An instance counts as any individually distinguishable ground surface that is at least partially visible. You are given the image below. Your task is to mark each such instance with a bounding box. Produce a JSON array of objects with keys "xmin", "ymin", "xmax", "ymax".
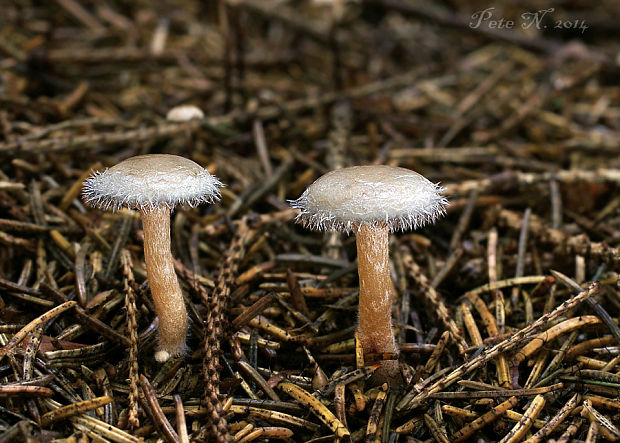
[{"xmin": 1, "ymin": 1, "xmax": 620, "ymax": 442}]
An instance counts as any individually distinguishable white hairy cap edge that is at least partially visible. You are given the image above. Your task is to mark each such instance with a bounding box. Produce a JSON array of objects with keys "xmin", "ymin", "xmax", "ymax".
[
  {"xmin": 82, "ymin": 154, "xmax": 222, "ymax": 212},
  {"xmin": 290, "ymin": 165, "xmax": 448, "ymax": 233}
]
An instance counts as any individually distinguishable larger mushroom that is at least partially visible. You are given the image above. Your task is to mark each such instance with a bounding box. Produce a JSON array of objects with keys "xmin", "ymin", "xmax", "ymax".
[
  {"xmin": 83, "ymin": 154, "xmax": 222, "ymax": 362},
  {"xmin": 291, "ymin": 165, "xmax": 448, "ymax": 380}
]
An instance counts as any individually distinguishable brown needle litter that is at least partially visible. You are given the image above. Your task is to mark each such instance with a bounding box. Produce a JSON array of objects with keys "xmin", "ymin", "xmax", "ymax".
[{"xmin": 2, "ymin": 3, "xmax": 620, "ymax": 441}]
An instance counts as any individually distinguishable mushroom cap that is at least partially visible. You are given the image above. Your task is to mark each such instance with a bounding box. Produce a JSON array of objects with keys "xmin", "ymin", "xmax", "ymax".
[
  {"xmin": 291, "ymin": 165, "xmax": 448, "ymax": 233},
  {"xmin": 166, "ymin": 104, "xmax": 204, "ymax": 122},
  {"xmin": 82, "ymin": 154, "xmax": 222, "ymax": 211}
]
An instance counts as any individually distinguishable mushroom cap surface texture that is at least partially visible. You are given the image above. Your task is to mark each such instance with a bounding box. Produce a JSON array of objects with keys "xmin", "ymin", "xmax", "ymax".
[
  {"xmin": 291, "ymin": 165, "xmax": 448, "ymax": 233},
  {"xmin": 83, "ymin": 154, "xmax": 222, "ymax": 211}
]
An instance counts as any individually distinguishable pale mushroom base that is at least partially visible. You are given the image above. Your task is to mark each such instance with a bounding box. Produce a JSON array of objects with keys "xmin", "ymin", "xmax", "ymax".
[{"xmin": 154, "ymin": 347, "xmax": 186, "ymax": 363}]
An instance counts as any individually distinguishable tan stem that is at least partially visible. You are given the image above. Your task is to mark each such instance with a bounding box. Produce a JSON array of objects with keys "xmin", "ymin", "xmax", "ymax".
[
  {"xmin": 141, "ymin": 206, "xmax": 187, "ymax": 362},
  {"xmin": 356, "ymin": 222, "xmax": 398, "ymax": 357}
]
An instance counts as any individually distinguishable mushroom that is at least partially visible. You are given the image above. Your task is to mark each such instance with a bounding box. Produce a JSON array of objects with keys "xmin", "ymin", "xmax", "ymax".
[
  {"xmin": 82, "ymin": 154, "xmax": 222, "ymax": 362},
  {"xmin": 291, "ymin": 165, "xmax": 448, "ymax": 380},
  {"xmin": 166, "ymin": 105, "xmax": 204, "ymax": 156},
  {"xmin": 166, "ymin": 104, "xmax": 204, "ymax": 122}
]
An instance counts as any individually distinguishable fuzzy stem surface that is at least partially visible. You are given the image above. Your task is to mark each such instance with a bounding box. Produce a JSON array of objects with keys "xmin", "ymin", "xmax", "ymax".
[
  {"xmin": 141, "ymin": 206, "xmax": 187, "ymax": 362},
  {"xmin": 356, "ymin": 222, "xmax": 399, "ymax": 359}
]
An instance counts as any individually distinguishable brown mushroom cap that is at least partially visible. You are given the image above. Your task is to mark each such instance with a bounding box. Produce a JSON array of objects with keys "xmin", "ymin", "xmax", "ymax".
[
  {"xmin": 82, "ymin": 154, "xmax": 221, "ymax": 211},
  {"xmin": 291, "ymin": 165, "xmax": 448, "ymax": 233}
]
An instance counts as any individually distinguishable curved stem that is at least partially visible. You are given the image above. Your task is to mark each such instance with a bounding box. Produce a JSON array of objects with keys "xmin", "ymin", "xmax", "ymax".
[
  {"xmin": 356, "ymin": 222, "xmax": 398, "ymax": 356},
  {"xmin": 141, "ymin": 206, "xmax": 187, "ymax": 362}
]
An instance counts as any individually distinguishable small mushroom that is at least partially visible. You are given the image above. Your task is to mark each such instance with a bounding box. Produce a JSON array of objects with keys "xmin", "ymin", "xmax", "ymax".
[
  {"xmin": 291, "ymin": 165, "xmax": 448, "ymax": 381},
  {"xmin": 83, "ymin": 154, "xmax": 222, "ymax": 362},
  {"xmin": 166, "ymin": 104, "xmax": 204, "ymax": 122}
]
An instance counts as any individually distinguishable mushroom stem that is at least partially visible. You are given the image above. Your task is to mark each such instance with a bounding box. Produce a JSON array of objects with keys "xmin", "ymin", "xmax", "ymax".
[
  {"xmin": 356, "ymin": 222, "xmax": 398, "ymax": 357},
  {"xmin": 141, "ymin": 206, "xmax": 187, "ymax": 362}
]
